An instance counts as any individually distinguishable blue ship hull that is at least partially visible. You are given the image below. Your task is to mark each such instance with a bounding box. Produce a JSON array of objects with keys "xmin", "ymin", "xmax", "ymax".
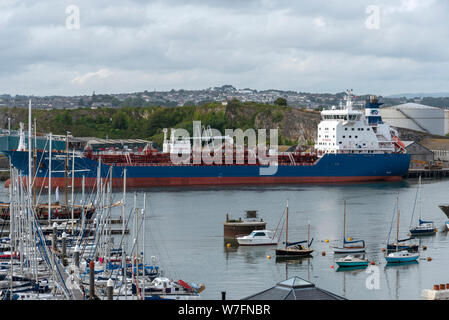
[{"xmin": 3, "ymin": 151, "xmax": 411, "ymax": 188}]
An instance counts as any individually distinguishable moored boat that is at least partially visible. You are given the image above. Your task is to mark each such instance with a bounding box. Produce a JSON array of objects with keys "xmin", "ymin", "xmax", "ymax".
[
  {"xmin": 3, "ymin": 91, "xmax": 411, "ymax": 189},
  {"xmin": 335, "ymin": 255, "xmax": 369, "ymax": 268},
  {"xmin": 275, "ymin": 201, "xmax": 313, "ymax": 258},
  {"xmin": 385, "ymin": 250, "xmax": 419, "ymax": 263},
  {"xmin": 332, "ymin": 200, "xmax": 366, "ymax": 254},
  {"xmin": 236, "ymin": 230, "xmax": 278, "ymax": 246},
  {"xmin": 385, "ymin": 195, "xmax": 420, "ymax": 264},
  {"xmin": 409, "ymin": 176, "xmax": 436, "ymax": 236}
]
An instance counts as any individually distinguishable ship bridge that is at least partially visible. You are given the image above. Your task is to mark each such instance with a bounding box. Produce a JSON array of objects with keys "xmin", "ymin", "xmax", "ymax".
[{"xmin": 314, "ymin": 90, "xmax": 398, "ymax": 155}]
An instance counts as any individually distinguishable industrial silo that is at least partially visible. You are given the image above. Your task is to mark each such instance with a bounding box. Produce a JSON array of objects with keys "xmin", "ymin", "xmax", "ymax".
[{"xmin": 380, "ymin": 103, "xmax": 446, "ymax": 136}]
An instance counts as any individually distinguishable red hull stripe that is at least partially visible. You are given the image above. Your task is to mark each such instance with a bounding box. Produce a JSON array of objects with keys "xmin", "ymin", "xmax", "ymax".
[{"xmin": 5, "ymin": 176, "xmax": 402, "ymax": 189}]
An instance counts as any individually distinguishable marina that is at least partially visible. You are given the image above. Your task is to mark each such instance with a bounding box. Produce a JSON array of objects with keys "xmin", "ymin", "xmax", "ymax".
[{"xmin": 1, "ymin": 177, "xmax": 449, "ymax": 300}]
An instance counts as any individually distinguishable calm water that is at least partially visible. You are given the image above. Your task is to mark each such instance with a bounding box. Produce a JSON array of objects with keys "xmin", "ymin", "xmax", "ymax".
[{"xmin": 1, "ymin": 178, "xmax": 449, "ymax": 300}]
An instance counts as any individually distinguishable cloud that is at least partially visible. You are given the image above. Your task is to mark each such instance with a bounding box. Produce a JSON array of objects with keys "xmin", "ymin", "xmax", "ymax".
[
  {"xmin": 0, "ymin": 0, "xmax": 449, "ymax": 96},
  {"xmin": 71, "ymin": 69, "xmax": 113, "ymax": 85}
]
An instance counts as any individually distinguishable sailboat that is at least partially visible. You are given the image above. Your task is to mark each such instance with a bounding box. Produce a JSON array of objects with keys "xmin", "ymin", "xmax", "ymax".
[
  {"xmin": 386, "ymin": 195, "xmax": 418, "ymax": 251},
  {"xmin": 332, "ymin": 200, "xmax": 366, "ymax": 254},
  {"xmin": 385, "ymin": 196, "xmax": 419, "ymax": 264},
  {"xmin": 409, "ymin": 176, "xmax": 436, "ymax": 236},
  {"xmin": 275, "ymin": 201, "xmax": 313, "ymax": 258}
]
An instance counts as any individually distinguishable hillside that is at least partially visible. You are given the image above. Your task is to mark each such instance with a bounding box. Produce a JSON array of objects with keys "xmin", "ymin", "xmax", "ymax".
[{"xmin": 0, "ymin": 99, "xmax": 321, "ymax": 148}]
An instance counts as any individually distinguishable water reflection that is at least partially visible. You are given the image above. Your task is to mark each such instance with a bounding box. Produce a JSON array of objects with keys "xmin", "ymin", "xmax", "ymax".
[{"xmin": 385, "ymin": 260, "xmax": 419, "ymax": 269}]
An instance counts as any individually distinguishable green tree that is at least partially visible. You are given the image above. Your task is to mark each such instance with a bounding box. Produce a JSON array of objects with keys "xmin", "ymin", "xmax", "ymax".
[
  {"xmin": 274, "ymin": 97, "xmax": 287, "ymax": 106},
  {"xmin": 112, "ymin": 111, "xmax": 129, "ymax": 130}
]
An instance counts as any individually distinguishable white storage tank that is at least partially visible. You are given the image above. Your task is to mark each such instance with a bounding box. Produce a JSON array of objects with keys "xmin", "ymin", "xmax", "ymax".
[{"xmin": 380, "ymin": 103, "xmax": 447, "ymax": 136}]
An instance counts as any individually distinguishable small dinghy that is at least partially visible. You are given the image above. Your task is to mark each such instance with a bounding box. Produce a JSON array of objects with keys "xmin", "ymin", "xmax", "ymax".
[
  {"xmin": 385, "ymin": 250, "xmax": 419, "ymax": 264},
  {"xmin": 335, "ymin": 255, "xmax": 369, "ymax": 268},
  {"xmin": 237, "ymin": 230, "xmax": 278, "ymax": 246}
]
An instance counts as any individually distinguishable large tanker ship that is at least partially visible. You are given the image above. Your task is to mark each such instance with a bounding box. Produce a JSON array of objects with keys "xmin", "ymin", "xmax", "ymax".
[{"xmin": 3, "ymin": 91, "xmax": 410, "ymax": 189}]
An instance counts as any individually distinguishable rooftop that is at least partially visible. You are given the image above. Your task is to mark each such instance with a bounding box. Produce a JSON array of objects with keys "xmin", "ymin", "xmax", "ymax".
[
  {"xmin": 421, "ymin": 137, "xmax": 449, "ymax": 151},
  {"xmin": 242, "ymin": 276, "xmax": 345, "ymax": 300}
]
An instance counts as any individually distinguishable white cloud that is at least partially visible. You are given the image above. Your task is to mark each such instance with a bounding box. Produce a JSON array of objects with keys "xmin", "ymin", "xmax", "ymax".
[{"xmin": 71, "ymin": 69, "xmax": 113, "ymax": 85}]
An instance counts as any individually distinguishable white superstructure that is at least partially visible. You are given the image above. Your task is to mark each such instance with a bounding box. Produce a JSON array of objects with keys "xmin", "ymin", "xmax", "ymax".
[{"xmin": 314, "ymin": 90, "xmax": 403, "ymax": 155}]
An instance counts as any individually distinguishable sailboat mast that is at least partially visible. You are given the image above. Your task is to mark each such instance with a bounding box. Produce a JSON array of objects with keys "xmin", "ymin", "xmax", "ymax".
[
  {"xmin": 307, "ymin": 221, "xmax": 310, "ymax": 248},
  {"xmin": 396, "ymin": 196, "xmax": 400, "ymax": 252},
  {"xmin": 33, "ymin": 117, "xmax": 36, "ymax": 207},
  {"xmin": 286, "ymin": 200, "xmax": 289, "ymax": 246},
  {"xmin": 65, "ymin": 132, "xmax": 68, "ymax": 207},
  {"xmin": 343, "ymin": 200, "xmax": 346, "ymax": 242},
  {"xmin": 71, "ymin": 148, "xmax": 75, "ymax": 233},
  {"xmin": 419, "ymin": 175, "xmax": 422, "ymax": 222},
  {"xmin": 27, "ymin": 100, "xmax": 32, "ymax": 203},
  {"xmin": 48, "ymin": 133, "xmax": 52, "ymax": 223}
]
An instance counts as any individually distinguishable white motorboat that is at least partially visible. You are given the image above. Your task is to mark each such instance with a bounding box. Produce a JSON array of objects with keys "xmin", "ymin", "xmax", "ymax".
[{"xmin": 237, "ymin": 230, "xmax": 278, "ymax": 246}]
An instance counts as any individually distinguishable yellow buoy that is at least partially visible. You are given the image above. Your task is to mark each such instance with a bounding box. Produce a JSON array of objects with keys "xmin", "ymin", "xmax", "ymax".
[
  {"xmin": 226, "ymin": 243, "xmax": 231, "ymax": 248},
  {"xmin": 267, "ymin": 255, "xmax": 271, "ymax": 259},
  {"xmin": 348, "ymin": 237, "xmax": 352, "ymax": 241},
  {"xmin": 325, "ymin": 239, "xmax": 329, "ymax": 243}
]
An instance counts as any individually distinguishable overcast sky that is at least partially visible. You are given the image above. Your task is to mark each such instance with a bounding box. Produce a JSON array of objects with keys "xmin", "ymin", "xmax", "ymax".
[{"xmin": 1, "ymin": 0, "xmax": 448, "ymax": 96}]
